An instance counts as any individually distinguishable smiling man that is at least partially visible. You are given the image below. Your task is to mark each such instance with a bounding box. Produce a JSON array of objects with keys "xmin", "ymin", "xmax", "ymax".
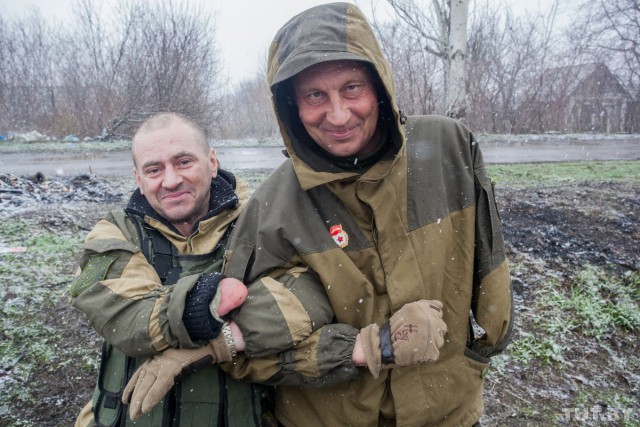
[
  {"xmin": 219, "ymin": 2, "xmax": 514, "ymax": 426},
  {"xmin": 69, "ymin": 113, "xmax": 273, "ymax": 426}
]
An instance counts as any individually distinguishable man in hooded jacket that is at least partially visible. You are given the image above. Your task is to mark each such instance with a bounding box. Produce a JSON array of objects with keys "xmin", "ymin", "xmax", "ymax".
[
  {"xmin": 226, "ymin": 2, "xmax": 513, "ymax": 425},
  {"xmin": 124, "ymin": 3, "xmax": 513, "ymax": 426}
]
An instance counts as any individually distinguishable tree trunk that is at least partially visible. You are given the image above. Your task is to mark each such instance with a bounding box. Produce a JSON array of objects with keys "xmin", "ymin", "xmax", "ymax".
[{"xmin": 446, "ymin": 0, "xmax": 468, "ymax": 118}]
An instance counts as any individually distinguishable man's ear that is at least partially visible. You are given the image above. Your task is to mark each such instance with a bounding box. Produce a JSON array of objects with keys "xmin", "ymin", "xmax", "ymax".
[
  {"xmin": 133, "ymin": 167, "xmax": 144, "ymax": 194},
  {"xmin": 209, "ymin": 148, "xmax": 219, "ymax": 179}
]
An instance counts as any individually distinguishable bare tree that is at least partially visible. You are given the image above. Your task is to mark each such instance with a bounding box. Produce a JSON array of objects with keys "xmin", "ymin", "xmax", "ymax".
[
  {"xmin": 217, "ymin": 71, "xmax": 279, "ymax": 139},
  {"xmin": 0, "ymin": 0, "xmax": 223, "ymax": 139},
  {"xmin": 588, "ymin": 0, "xmax": 640, "ymax": 95},
  {"xmin": 134, "ymin": 0, "xmax": 219, "ymax": 135},
  {"xmin": 56, "ymin": 0, "xmax": 222, "ymax": 138},
  {"xmin": 573, "ymin": 0, "xmax": 640, "ymax": 130},
  {"xmin": 465, "ymin": 0, "xmax": 560, "ymax": 133},
  {"xmin": 53, "ymin": 0, "xmax": 126, "ymax": 137},
  {"xmin": 384, "ymin": 0, "xmax": 468, "ymax": 117},
  {"xmin": 372, "ymin": 20, "xmax": 440, "ymax": 115},
  {"xmin": 0, "ymin": 11, "xmax": 56, "ymax": 133}
]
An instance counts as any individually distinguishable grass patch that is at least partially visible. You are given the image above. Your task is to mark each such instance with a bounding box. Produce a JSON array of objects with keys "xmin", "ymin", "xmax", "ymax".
[
  {"xmin": 488, "ymin": 160, "xmax": 640, "ymax": 186},
  {"xmin": 542, "ymin": 266, "xmax": 640, "ymax": 339},
  {"xmin": 509, "ymin": 265, "xmax": 640, "ymax": 366},
  {"xmin": 0, "ymin": 219, "xmax": 85, "ymax": 414},
  {"xmin": 508, "ymin": 333, "xmax": 565, "ymax": 365}
]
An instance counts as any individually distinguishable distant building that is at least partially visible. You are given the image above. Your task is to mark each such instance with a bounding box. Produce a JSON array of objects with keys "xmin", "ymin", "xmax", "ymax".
[{"xmin": 542, "ymin": 63, "xmax": 637, "ymax": 133}]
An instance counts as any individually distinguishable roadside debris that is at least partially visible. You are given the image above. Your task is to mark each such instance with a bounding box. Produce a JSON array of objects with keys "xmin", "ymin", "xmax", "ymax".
[{"xmin": 0, "ymin": 173, "xmax": 126, "ymax": 214}]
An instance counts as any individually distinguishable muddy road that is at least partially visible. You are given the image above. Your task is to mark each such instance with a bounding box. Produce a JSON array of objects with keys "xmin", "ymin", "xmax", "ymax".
[
  {"xmin": 0, "ymin": 146, "xmax": 286, "ymax": 177},
  {"xmin": 1, "ymin": 137, "xmax": 639, "ymax": 177}
]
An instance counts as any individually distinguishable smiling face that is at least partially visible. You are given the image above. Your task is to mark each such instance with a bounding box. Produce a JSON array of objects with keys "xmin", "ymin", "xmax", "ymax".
[
  {"xmin": 293, "ymin": 60, "xmax": 380, "ymax": 158},
  {"xmin": 132, "ymin": 118, "xmax": 217, "ymax": 236}
]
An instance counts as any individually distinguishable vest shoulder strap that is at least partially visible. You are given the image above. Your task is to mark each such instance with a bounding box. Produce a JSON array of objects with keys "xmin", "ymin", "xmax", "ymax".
[{"xmin": 119, "ymin": 211, "xmax": 180, "ymax": 285}]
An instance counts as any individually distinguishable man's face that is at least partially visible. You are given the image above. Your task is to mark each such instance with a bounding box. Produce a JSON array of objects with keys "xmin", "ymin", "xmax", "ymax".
[
  {"xmin": 293, "ymin": 60, "xmax": 379, "ymax": 158},
  {"xmin": 133, "ymin": 121, "xmax": 217, "ymax": 234}
]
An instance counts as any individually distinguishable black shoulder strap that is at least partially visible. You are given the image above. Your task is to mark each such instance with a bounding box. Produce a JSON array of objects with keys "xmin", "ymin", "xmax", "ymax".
[
  {"xmin": 124, "ymin": 211, "xmax": 235, "ymax": 286},
  {"xmin": 126, "ymin": 212, "xmax": 181, "ymax": 285}
]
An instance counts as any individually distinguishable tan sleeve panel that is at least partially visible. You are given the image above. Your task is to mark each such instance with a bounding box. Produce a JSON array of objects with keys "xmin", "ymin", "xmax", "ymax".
[
  {"xmin": 99, "ymin": 249, "xmax": 170, "ymax": 351},
  {"xmin": 287, "ymin": 332, "xmax": 322, "ymax": 377},
  {"xmin": 222, "ymin": 355, "xmax": 281, "ymax": 382},
  {"xmin": 221, "ymin": 334, "xmax": 323, "ymax": 382},
  {"xmin": 100, "ymin": 251, "xmax": 162, "ymax": 298},
  {"xmin": 85, "ymin": 218, "xmax": 128, "ymax": 242},
  {"xmin": 475, "ymin": 259, "xmax": 512, "ymax": 347},
  {"xmin": 149, "ymin": 295, "xmax": 170, "ymax": 352},
  {"xmin": 262, "ymin": 276, "xmax": 314, "ymax": 341}
]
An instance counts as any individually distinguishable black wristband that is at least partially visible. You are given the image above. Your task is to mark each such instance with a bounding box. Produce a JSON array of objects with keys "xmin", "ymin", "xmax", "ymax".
[{"xmin": 379, "ymin": 321, "xmax": 395, "ymax": 364}]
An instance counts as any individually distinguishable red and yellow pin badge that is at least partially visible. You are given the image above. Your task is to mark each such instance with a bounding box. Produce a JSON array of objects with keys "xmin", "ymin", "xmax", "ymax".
[{"xmin": 330, "ymin": 224, "xmax": 349, "ymax": 248}]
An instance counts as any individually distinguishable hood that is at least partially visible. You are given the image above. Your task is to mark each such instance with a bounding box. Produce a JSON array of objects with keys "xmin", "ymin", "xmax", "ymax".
[{"xmin": 267, "ymin": 2, "xmax": 405, "ymax": 189}]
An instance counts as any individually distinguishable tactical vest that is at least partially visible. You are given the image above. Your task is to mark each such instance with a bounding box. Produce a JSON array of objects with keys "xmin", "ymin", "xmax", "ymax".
[{"xmin": 90, "ymin": 210, "xmax": 273, "ymax": 427}]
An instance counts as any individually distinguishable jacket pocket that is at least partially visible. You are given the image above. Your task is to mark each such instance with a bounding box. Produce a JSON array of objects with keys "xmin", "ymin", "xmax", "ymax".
[
  {"xmin": 464, "ymin": 347, "xmax": 491, "ymax": 378},
  {"xmin": 475, "ymin": 170, "xmax": 502, "ymax": 254},
  {"xmin": 69, "ymin": 252, "xmax": 120, "ymax": 298},
  {"xmin": 464, "ymin": 346, "xmax": 490, "ymax": 367}
]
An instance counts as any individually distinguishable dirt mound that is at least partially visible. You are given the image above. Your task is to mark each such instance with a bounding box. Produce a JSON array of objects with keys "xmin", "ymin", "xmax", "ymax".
[{"xmin": 500, "ymin": 181, "xmax": 639, "ymax": 271}]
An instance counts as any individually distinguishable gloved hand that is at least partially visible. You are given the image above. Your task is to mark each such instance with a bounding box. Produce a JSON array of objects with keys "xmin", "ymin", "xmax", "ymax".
[
  {"xmin": 359, "ymin": 300, "xmax": 447, "ymax": 378},
  {"xmin": 122, "ymin": 328, "xmax": 234, "ymax": 420}
]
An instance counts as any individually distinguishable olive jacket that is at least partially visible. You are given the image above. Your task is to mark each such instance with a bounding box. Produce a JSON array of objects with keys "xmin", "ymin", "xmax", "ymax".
[
  {"xmin": 71, "ymin": 172, "xmax": 272, "ymax": 426},
  {"xmin": 72, "ymin": 172, "xmax": 242, "ymax": 355},
  {"xmin": 224, "ymin": 2, "xmax": 514, "ymax": 426}
]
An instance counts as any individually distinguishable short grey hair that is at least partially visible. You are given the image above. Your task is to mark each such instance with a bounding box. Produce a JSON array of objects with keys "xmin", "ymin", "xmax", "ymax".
[{"xmin": 132, "ymin": 113, "xmax": 209, "ymax": 165}]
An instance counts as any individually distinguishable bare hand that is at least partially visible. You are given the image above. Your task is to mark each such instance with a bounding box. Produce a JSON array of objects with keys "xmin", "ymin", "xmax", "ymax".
[{"xmin": 216, "ymin": 278, "xmax": 247, "ymax": 316}]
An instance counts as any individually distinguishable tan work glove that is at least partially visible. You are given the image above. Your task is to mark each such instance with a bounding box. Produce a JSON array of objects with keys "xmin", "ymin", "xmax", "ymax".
[
  {"xmin": 360, "ymin": 300, "xmax": 447, "ymax": 378},
  {"xmin": 121, "ymin": 328, "xmax": 234, "ymax": 420}
]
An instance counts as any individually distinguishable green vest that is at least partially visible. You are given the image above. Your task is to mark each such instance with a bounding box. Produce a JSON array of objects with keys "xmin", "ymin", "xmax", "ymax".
[{"xmin": 90, "ymin": 211, "xmax": 273, "ymax": 427}]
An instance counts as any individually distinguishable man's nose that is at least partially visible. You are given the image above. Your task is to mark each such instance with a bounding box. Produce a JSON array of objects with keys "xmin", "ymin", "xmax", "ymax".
[
  {"xmin": 326, "ymin": 96, "xmax": 349, "ymax": 126},
  {"xmin": 162, "ymin": 166, "xmax": 183, "ymax": 189}
]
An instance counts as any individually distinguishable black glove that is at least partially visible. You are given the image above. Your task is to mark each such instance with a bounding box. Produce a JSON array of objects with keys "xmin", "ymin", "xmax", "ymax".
[{"xmin": 182, "ymin": 272, "xmax": 225, "ymax": 341}]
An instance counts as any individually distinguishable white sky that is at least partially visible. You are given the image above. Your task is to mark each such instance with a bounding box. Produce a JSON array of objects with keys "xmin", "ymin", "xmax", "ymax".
[{"xmin": 1, "ymin": 0, "xmax": 562, "ymax": 86}]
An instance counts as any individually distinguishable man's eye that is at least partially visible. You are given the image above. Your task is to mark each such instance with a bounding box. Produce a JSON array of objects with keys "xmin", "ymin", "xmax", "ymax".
[
  {"xmin": 305, "ymin": 91, "xmax": 325, "ymax": 104},
  {"xmin": 177, "ymin": 159, "xmax": 194, "ymax": 168},
  {"xmin": 145, "ymin": 168, "xmax": 161, "ymax": 176},
  {"xmin": 344, "ymin": 84, "xmax": 362, "ymax": 96}
]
